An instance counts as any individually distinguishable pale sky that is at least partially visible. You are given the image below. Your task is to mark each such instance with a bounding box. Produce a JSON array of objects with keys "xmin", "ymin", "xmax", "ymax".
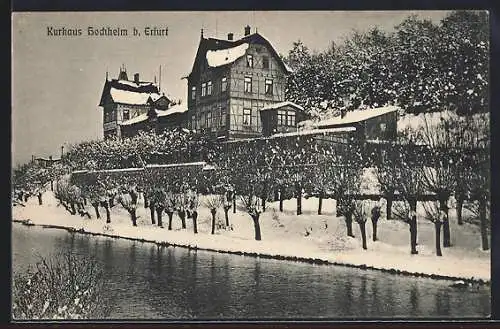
[{"xmin": 12, "ymin": 11, "xmax": 450, "ymax": 165}]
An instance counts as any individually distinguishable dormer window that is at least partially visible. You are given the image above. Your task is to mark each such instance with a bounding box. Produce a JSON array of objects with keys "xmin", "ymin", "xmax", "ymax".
[{"xmin": 246, "ymin": 54, "xmax": 253, "ymax": 68}]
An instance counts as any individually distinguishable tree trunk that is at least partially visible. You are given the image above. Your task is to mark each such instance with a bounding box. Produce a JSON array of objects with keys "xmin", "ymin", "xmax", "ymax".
[
  {"xmin": 233, "ymin": 194, "xmax": 236, "ymax": 214},
  {"xmin": 70, "ymin": 203, "xmax": 77, "ymax": 215},
  {"xmin": 156, "ymin": 207, "xmax": 164, "ymax": 227},
  {"xmin": 409, "ymin": 198, "xmax": 418, "ymax": 248},
  {"xmin": 192, "ymin": 210, "xmax": 198, "ymax": 234},
  {"xmin": 318, "ymin": 191, "xmax": 323, "ymax": 215},
  {"xmin": 224, "ymin": 206, "xmax": 230, "ymax": 227},
  {"xmin": 252, "ymin": 214, "xmax": 262, "ymax": 241},
  {"xmin": 108, "ymin": 197, "xmax": 114, "ymax": 208},
  {"xmin": 372, "ymin": 219, "xmax": 378, "ymax": 242},
  {"xmin": 359, "ymin": 221, "xmax": 367, "ymax": 250},
  {"xmin": 479, "ymin": 196, "xmax": 489, "ymax": 251},
  {"xmin": 82, "ymin": 198, "xmax": 87, "ymax": 206},
  {"xmin": 104, "ymin": 204, "xmax": 111, "ymax": 223},
  {"xmin": 456, "ymin": 196, "xmax": 464, "ymax": 226},
  {"xmin": 50, "ymin": 180, "xmax": 53, "ymax": 191},
  {"xmin": 211, "ymin": 209, "xmax": 217, "ymax": 235},
  {"xmin": 92, "ymin": 202, "xmax": 101, "ymax": 219},
  {"xmin": 178, "ymin": 209, "xmax": 186, "ymax": 229},
  {"xmin": 409, "ymin": 219, "xmax": 418, "ymax": 254},
  {"xmin": 167, "ymin": 211, "xmax": 174, "ymax": 230},
  {"xmin": 261, "ymin": 196, "xmax": 266, "ymax": 212},
  {"xmin": 144, "ymin": 194, "xmax": 149, "ymax": 209},
  {"xmin": 434, "ymin": 221, "xmax": 442, "ymax": 256},
  {"xmin": 346, "ymin": 212, "xmax": 354, "ymax": 237},
  {"xmin": 296, "ymin": 185, "xmax": 302, "ymax": 216},
  {"xmin": 440, "ymin": 198, "xmax": 451, "ymax": 248},
  {"xmin": 279, "ymin": 187, "xmax": 284, "ymax": 212},
  {"xmin": 37, "ymin": 193, "xmax": 43, "ymax": 205},
  {"xmin": 150, "ymin": 204, "xmax": 156, "ymax": 225},
  {"xmin": 386, "ymin": 194, "xmax": 393, "ymax": 220},
  {"xmin": 130, "ymin": 209, "xmax": 137, "ymax": 226}
]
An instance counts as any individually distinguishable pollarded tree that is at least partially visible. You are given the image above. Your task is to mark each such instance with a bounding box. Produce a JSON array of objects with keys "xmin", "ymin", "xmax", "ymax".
[
  {"xmin": 240, "ymin": 190, "xmax": 263, "ymax": 241},
  {"xmin": 204, "ymin": 194, "xmax": 223, "ymax": 235},
  {"xmin": 422, "ymin": 201, "xmax": 445, "ymax": 256},
  {"xmin": 352, "ymin": 200, "xmax": 369, "ymax": 250}
]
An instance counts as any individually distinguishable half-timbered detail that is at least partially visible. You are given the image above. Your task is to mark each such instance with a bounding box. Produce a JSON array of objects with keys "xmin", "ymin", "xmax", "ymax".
[
  {"xmin": 185, "ymin": 26, "xmax": 296, "ymax": 140},
  {"xmin": 260, "ymin": 101, "xmax": 309, "ymax": 136}
]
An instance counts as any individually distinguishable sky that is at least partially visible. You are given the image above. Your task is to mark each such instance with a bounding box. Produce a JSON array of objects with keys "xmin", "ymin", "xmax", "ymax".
[{"xmin": 12, "ymin": 10, "xmax": 451, "ymax": 166}]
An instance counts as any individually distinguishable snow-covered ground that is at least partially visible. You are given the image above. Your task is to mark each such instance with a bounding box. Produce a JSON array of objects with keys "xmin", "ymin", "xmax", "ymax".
[{"xmin": 12, "ymin": 191, "xmax": 490, "ymax": 283}]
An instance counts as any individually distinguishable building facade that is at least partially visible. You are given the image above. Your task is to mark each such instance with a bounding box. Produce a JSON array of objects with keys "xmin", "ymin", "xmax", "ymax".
[
  {"xmin": 185, "ymin": 26, "xmax": 300, "ymax": 140},
  {"xmin": 98, "ymin": 67, "xmax": 171, "ymax": 139}
]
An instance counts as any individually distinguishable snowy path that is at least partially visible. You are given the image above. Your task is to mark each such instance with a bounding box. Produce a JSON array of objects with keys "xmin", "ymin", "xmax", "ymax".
[{"xmin": 12, "ymin": 191, "xmax": 490, "ymax": 283}]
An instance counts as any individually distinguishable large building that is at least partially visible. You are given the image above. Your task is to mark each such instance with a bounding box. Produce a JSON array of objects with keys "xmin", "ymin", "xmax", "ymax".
[
  {"xmin": 98, "ymin": 66, "xmax": 172, "ymax": 139},
  {"xmin": 185, "ymin": 26, "xmax": 308, "ymax": 140}
]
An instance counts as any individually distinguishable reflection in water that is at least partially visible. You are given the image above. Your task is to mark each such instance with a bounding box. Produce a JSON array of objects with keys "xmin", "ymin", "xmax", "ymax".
[
  {"xmin": 12, "ymin": 224, "xmax": 491, "ymax": 319},
  {"xmin": 410, "ymin": 283, "xmax": 419, "ymax": 316}
]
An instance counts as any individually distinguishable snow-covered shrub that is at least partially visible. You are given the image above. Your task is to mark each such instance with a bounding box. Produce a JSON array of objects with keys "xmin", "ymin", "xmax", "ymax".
[{"xmin": 12, "ymin": 252, "xmax": 112, "ymax": 320}]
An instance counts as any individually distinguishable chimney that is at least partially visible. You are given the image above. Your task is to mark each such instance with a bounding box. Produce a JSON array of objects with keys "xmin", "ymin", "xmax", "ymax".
[
  {"xmin": 134, "ymin": 73, "xmax": 139, "ymax": 84},
  {"xmin": 49, "ymin": 155, "xmax": 53, "ymax": 161},
  {"xmin": 227, "ymin": 32, "xmax": 234, "ymax": 41},
  {"xmin": 244, "ymin": 25, "xmax": 251, "ymax": 36},
  {"xmin": 340, "ymin": 108, "xmax": 347, "ymax": 119}
]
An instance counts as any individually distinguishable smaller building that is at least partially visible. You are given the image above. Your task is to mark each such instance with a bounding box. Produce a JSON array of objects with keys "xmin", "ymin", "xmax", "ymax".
[
  {"xmin": 98, "ymin": 67, "xmax": 172, "ymax": 139},
  {"xmin": 120, "ymin": 104, "xmax": 189, "ymax": 138},
  {"xmin": 300, "ymin": 106, "xmax": 399, "ymax": 141},
  {"xmin": 34, "ymin": 156, "xmax": 61, "ymax": 168},
  {"xmin": 260, "ymin": 101, "xmax": 309, "ymax": 136}
]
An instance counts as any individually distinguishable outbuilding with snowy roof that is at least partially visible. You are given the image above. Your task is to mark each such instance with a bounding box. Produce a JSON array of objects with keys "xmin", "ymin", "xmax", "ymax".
[{"xmin": 300, "ymin": 106, "xmax": 399, "ymax": 142}]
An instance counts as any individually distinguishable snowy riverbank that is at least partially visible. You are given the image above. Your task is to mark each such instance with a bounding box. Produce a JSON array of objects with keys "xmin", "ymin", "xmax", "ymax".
[{"xmin": 11, "ymin": 191, "xmax": 490, "ymax": 284}]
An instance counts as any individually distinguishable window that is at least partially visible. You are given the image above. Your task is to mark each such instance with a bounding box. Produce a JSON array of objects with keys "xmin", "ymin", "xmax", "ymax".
[
  {"xmin": 262, "ymin": 56, "xmax": 269, "ymax": 69},
  {"xmin": 199, "ymin": 112, "xmax": 204, "ymax": 128},
  {"xmin": 244, "ymin": 77, "xmax": 252, "ymax": 93},
  {"xmin": 221, "ymin": 76, "xmax": 227, "ymax": 92},
  {"xmin": 277, "ymin": 109, "xmax": 287, "ymax": 126},
  {"xmin": 206, "ymin": 111, "xmax": 212, "ymax": 128},
  {"xmin": 246, "ymin": 54, "xmax": 253, "ymax": 68},
  {"xmin": 207, "ymin": 81, "xmax": 213, "ymax": 95},
  {"xmin": 287, "ymin": 111, "xmax": 296, "ymax": 126},
  {"xmin": 380, "ymin": 123, "xmax": 387, "ymax": 132},
  {"xmin": 191, "ymin": 86, "xmax": 196, "ymax": 100},
  {"xmin": 243, "ymin": 108, "xmax": 251, "ymax": 125},
  {"xmin": 220, "ymin": 108, "xmax": 226, "ymax": 127},
  {"xmin": 123, "ymin": 109, "xmax": 130, "ymax": 121},
  {"xmin": 265, "ymin": 79, "xmax": 273, "ymax": 95},
  {"xmin": 201, "ymin": 82, "xmax": 207, "ymax": 97},
  {"xmin": 191, "ymin": 115, "xmax": 196, "ymax": 129}
]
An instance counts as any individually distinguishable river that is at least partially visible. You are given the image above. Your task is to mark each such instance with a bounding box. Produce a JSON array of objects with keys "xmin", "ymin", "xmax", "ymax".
[{"xmin": 12, "ymin": 223, "xmax": 490, "ymax": 319}]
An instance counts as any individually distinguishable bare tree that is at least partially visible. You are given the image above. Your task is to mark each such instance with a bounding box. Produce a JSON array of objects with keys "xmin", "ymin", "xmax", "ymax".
[
  {"xmin": 240, "ymin": 192, "xmax": 263, "ymax": 241},
  {"xmin": 422, "ymin": 201, "xmax": 445, "ymax": 256},
  {"xmin": 204, "ymin": 194, "xmax": 224, "ymax": 235},
  {"xmin": 353, "ymin": 200, "xmax": 368, "ymax": 249}
]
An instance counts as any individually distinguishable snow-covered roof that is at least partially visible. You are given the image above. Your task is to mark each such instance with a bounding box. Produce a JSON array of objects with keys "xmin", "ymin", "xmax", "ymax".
[
  {"xmin": 272, "ymin": 127, "xmax": 356, "ymax": 138},
  {"xmin": 313, "ymin": 106, "xmax": 399, "ymax": 128},
  {"xmin": 156, "ymin": 104, "xmax": 188, "ymax": 117},
  {"xmin": 116, "ymin": 79, "xmax": 157, "ymax": 88},
  {"xmin": 120, "ymin": 105, "xmax": 188, "ymax": 126},
  {"xmin": 110, "ymin": 88, "xmax": 161, "ymax": 106},
  {"xmin": 120, "ymin": 113, "xmax": 149, "ymax": 126},
  {"xmin": 260, "ymin": 101, "xmax": 305, "ymax": 112},
  {"xmin": 206, "ymin": 43, "xmax": 249, "ymax": 68}
]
